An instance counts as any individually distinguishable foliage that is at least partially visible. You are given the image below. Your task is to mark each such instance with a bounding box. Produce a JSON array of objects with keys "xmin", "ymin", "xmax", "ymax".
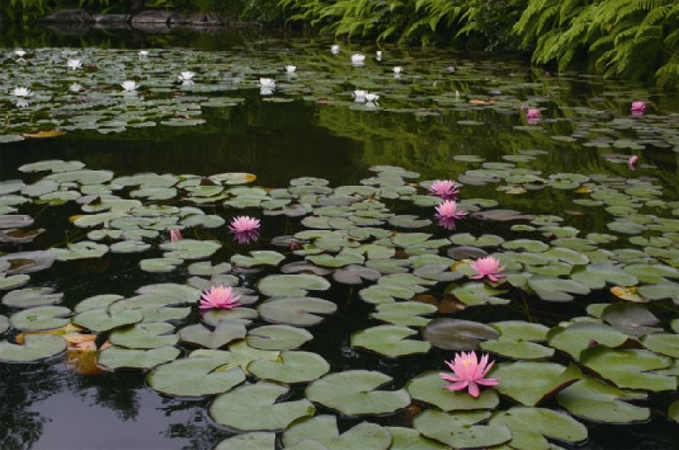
[{"xmin": 512, "ymin": 0, "xmax": 679, "ymax": 90}]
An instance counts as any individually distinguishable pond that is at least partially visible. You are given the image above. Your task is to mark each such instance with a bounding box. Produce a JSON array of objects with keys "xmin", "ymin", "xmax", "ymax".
[{"xmin": 1, "ymin": 26, "xmax": 679, "ymax": 450}]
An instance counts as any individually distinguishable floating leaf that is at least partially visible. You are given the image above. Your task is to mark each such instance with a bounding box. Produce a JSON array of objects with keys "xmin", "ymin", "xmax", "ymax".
[
  {"xmin": 557, "ymin": 378, "xmax": 649, "ymax": 423},
  {"xmin": 385, "ymin": 427, "xmax": 449, "ymax": 450},
  {"xmin": 547, "ymin": 322, "xmax": 630, "ymax": 360},
  {"xmin": 148, "ymin": 353, "xmax": 246, "ymax": 397},
  {"xmin": 210, "ymin": 381, "xmax": 315, "ymax": 431},
  {"xmin": 423, "ymin": 318, "xmax": 499, "ymax": 350},
  {"xmin": 641, "ymin": 333, "xmax": 679, "ymax": 358},
  {"xmin": 257, "ymin": 274, "xmax": 331, "ymax": 297},
  {"xmin": 571, "ymin": 263, "xmax": 638, "ymax": 289},
  {"xmin": 72, "ymin": 307, "xmax": 143, "ymax": 332},
  {"xmin": 527, "ymin": 276, "xmax": 591, "ymax": 302},
  {"xmin": 413, "ymin": 410, "xmax": 511, "ymax": 448},
  {"xmin": 370, "ymin": 301, "xmax": 437, "ymax": 327},
  {"xmin": 1, "ymin": 287, "xmax": 63, "ymax": 308},
  {"xmin": 305, "ymin": 370, "xmax": 410, "ymax": 416},
  {"xmin": 246, "ymin": 325, "xmax": 313, "ymax": 350},
  {"xmin": 602, "ymin": 303, "xmax": 662, "ymax": 336},
  {"xmin": 179, "ymin": 322, "xmax": 246, "ymax": 349},
  {"xmin": 0, "ymin": 334, "xmax": 66, "ymax": 362},
  {"xmin": 10, "ymin": 305, "xmax": 71, "ymax": 331},
  {"xmin": 214, "ymin": 433, "xmax": 276, "ymax": 450},
  {"xmin": 407, "ymin": 371, "xmax": 499, "ymax": 411},
  {"xmin": 97, "ymin": 345, "xmax": 181, "ymax": 370},
  {"xmin": 109, "ymin": 322, "xmax": 178, "ymax": 349},
  {"xmin": 232, "ymin": 251, "xmax": 285, "ymax": 267},
  {"xmin": 248, "ymin": 350, "xmax": 330, "ymax": 384},
  {"xmin": 351, "ymin": 325, "xmax": 431, "ymax": 358},
  {"xmin": 493, "ymin": 361, "xmax": 582, "ymax": 406},
  {"xmin": 258, "ymin": 297, "xmax": 337, "ymax": 327},
  {"xmin": 283, "ymin": 415, "xmax": 392, "ymax": 450},
  {"xmin": 451, "ymin": 282, "xmax": 510, "ymax": 306}
]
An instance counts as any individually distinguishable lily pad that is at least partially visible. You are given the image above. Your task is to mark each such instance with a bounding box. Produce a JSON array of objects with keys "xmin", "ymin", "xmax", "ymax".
[
  {"xmin": 246, "ymin": 325, "xmax": 313, "ymax": 350},
  {"xmin": 179, "ymin": 322, "xmax": 246, "ymax": 349},
  {"xmin": 1, "ymin": 287, "xmax": 63, "ymax": 308},
  {"xmin": 351, "ymin": 325, "xmax": 431, "ymax": 358},
  {"xmin": 232, "ymin": 251, "xmax": 285, "ymax": 267},
  {"xmin": 370, "ymin": 301, "xmax": 437, "ymax": 327},
  {"xmin": 248, "ymin": 350, "xmax": 330, "ymax": 384},
  {"xmin": 527, "ymin": 276, "xmax": 591, "ymax": 302},
  {"xmin": 413, "ymin": 409, "xmax": 511, "ymax": 448},
  {"xmin": 10, "ymin": 305, "xmax": 71, "ymax": 331},
  {"xmin": 557, "ymin": 378, "xmax": 649, "ymax": 423},
  {"xmin": 148, "ymin": 353, "xmax": 246, "ymax": 397},
  {"xmin": 214, "ymin": 433, "xmax": 276, "ymax": 450},
  {"xmin": 258, "ymin": 274, "xmax": 331, "ymax": 297},
  {"xmin": 601, "ymin": 303, "xmax": 662, "ymax": 336},
  {"xmin": 407, "ymin": 371, "xmax": 499, "ymax": 411},
  {"xmin": 97, "ymin": 346, "xmax": 181, "ymax": 370},
  {"xmin": 493, "ymin": 361, "xmax": 583, "ymax": 406},
  {"xmin": 283, "ymin": 415, "xmax": 392, "ymax": 450},
  {"xmin": 305, "ymin": 370, "xmax": 410, "ymax": 416},
  {"xmin": 258, "ymin": 297, "xmax": 337, "ymax": 327},
  {"xmin": 72, "ymin": 307, "xmax": 143, "ymax": 332},
  {"xmin": 210, "ymin": 381, "xmax": 315, "ymax": 431},
  {"xmin": 422, "ymin": 318, "xmax": 499, "ymax": 350},
  {"xmin": 109, "ymin": 322, "xmax": 178, "ymax": 349},
  {"xmin": 0, "ymin": 334, "xmax": 66, "ymax": 362}
]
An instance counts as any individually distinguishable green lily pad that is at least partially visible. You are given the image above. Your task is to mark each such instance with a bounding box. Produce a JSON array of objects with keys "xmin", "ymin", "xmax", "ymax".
[
  {"xmin": 232, "ymin": 251, "xmax": 285, "ymax": 267},
  {"xmin": 140, "ymin": 257, "xmax": 183, "ymax": 273},
  {"xmin": 451, "ymin": 282, "xmax": 510, "ymax": 306},
  {"xmin": 0, "ymin": 315, "xmax": 8, "ymax": 334},
  {"xmin": 571, "ymin": 263, "xmax": 639, "ymax": 289},
  {"xmin": 148, "ymin": 353, "xmax": 246, "ymax": 397},
  {"xmin": 580, "ymin": 346, "xmax": 676, "ymax": 391},
  {"xmin": 670, "ymin": 401, "xmax": 679, "ymax": 425},
  {"xmin": 305, "ymin": 370, "xmax": 410, "ymax": 416},
  {"xmin": 97, "ymin": 345, "xmax": 181, "ymax": 370},
  {"xmin": 72, "ymin": 307, "xmax": 143, "ymax": 332},
  {"xmin": 179, "ymin": 321, "xmax": 246, "ymax": 349},
  {"xmin": 10, "ymin": 305, "xmax": 71, "ymax": 331},
  {"xmin": 0, "ymin": 334, "xmax": 66, "ymax": 362},
  {"xmin": 1, "ymin": 287, "xmax": 63, "ymax": 308},
  {"xmin": 488, "ymin": 407, "xmax": 588, "ymax": 450},
  {"xmin": 527, "ymin": 276, "xmax": 591, "ymax": 302},
  {"xmin": 0, "ymin": 273, "xmax": 30, "ymax": 290},
  {"xmin": 413, "ymin": 409, "xmax": 511, "ymax": 448},
  {"xmin": 641, "ymin": 333, "xmax": 679, "ymax": 358},
  {"xmin": 246, "ymin": 324, "xmax": 313, "ymax": 350},
  {"xmin": 384, "ymin": 427, "xmax": 449, "ymax": 450},
  {"xmin": 258, "ymin": 297, "xmax": 337, "ymax": 327},
  {"xmin": 624, "ymin": 263, "xmax": 679, "ymax": 284},
  {"xmin": 191, "ymin": 342, "xmax": 280, "ymax": 372},
  {"xmin": 557, "ymin": 378, "xmax": 649, "ymax": 423},
  {"xmin": 490, "ymin": 320, "xmax": 550, "ymax": 341},
  {"xmin": 423, "ymin": 318, "xmax": 499, "ymax": 350},
  {"xmin": 248, "ymin": 350, "xmax": 330, "ymax": 384},
  {"xmin": 493, "ymin": 361, "xmax": 583, "ymax": 406},
  {"xmin": 109, "ymin": 322, "xmax": 178, "ymax": 349},
  {"xmin": 160, "ymin": 239, "xmax": 221, "ymax": 260},
  {"xmin": 332, "ymin": 264, "xmax": 382, "ymax": 284},
  {"xmin": 370, "ymin": 301, "xmax": 437, "ymax": 327},
  {"xmin": 283, "ymin": 415, "xmax": 392, "ymax": 450},
  {"xmin": 601, "ymin": 303, "xmax": 662, "ymax": 336},
  {"xmin": 449, "ymin": 233, "xmax": 505, "ymax": 247},
  {"xmin": 351, "ymin": 325, "xmax": 431, "ymax": 358},
  {"xmin": 210, "ymin": 381, "xmax": 315, "ymax": 431},
  {"xmin": 407, "ymin": 371, "xmax": 499, "ymax": 411},
  {"xmin": 214, "ymin": 433, "xmax": 276, "ymax": 450},
  {"xmin": 547, "ymin": 322, "xmax": 631, "ymax": 360},
  {"xmin": 481, "ymin": 338, "xmax": 555, "ymax": 360},
  {"xmin": 258, "ymin": 274, "xmax": 331, "ymax": 297},
  {"xmin": 51, "ymin": 241, "xmax": 108, "ymax": 260}
]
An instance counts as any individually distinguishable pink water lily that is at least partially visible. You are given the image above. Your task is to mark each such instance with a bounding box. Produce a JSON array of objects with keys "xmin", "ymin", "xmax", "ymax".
[
  {"xmin": 169, "ymin": 229, "xmax": 182, "ymax": 242},
  {"xmin": 440, "ymin": 351, "xmax": 499, "ymax": 398},
  {"xmin": 229, "ymin": 215, "xmax": 260, "ymax": 244},
  {"xmin": 469, "ymin": 256, "xmax": 506, "ymax": 282},
  {"xmin": 627, "ymin": 155, "xmax": 639, "ymax": 171},
  {"xmin": 631, "ymin": 101, "xmax": 646, "ymax": 116},
  {"xmin": 435, "ymin": 200, "xmax": 467, "ymax": 221},
  {"xmin": 199, "ymin": 285, "xmax": 241, "ymax": 311},
  {"xmin": 429, "ymin": 180, "xmax": 460, "ymax": 200}
]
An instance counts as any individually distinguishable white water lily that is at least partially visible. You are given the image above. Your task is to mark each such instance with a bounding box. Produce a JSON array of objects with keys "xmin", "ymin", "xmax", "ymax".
[
  {"xmin": 364, "ymin": 92, "xmax": 380, "ymax": 103},
  {"xmin": 14, "ymin": 99, "xmax": 30, "ymax": 108},
  {"xmin": 14, "ymin": 49, "xmax": 26, "ymax": 58},
  {"xmin": 352, "ymin": 90, "xmax": 367, "ymax": 103},
  {"xmin": 393, "ymin": 66, "xmax": 402, "ymax": 74},
  {"xmin": 285, "ymin": 65, "xmax": 296, "ymax": 74},
  {"xmin": 331, "ymin": 44, "xmax": 340, "ymax": 54},
  {"xmin": 11, "ymin": 86, "xmax": 33, "ymax": 97},
  {"xmin": 351, "ymin": 53, "xmax": 366, "ymax": 65},
  {"xmin": 67, "ymin": 58, "xmax": 82, "ymax": 70},
  {"xmin": 178, "ymin": 71, "xmax": 195, "ymax": 82},
  {"xmin": 376, "ymin": 50, "xmax": 382, "ymax": 61},
  {"xmin": 138, "ymin": 50, "xmax": 149, "ymax": 58},
  {"xmin": 120, "ymin": 80, "xmax": 139, "ymax": 92},
  {"xmin": 69, "ymin": 83, "xmax": 84, "ymax": 93},
  {"xmin": 259, "ymin": 78, "xmax": 276, "ymax": 89}
]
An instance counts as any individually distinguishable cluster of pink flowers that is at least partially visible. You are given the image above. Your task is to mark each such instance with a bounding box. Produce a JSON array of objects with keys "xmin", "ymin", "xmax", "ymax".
[
  {"xmin": 631, "ymin": 101, "xmax": 646, "ymax": 116},
  {"xmin": 440, "ymin": 351, "xmax": 499, "ymax": 398}
]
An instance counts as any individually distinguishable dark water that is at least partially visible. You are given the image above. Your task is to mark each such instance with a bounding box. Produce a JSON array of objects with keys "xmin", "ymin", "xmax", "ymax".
[{"xmin": 1, "ymin": 26, "xmax": 679, "ymax": 450}]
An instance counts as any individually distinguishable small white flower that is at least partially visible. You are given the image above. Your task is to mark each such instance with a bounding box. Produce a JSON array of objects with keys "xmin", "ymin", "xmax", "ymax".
[
  {"xmin": 67, "ymin": 58, "xmax": 82, "ymax": 70},
  {"xmin": 11, "ymin": 86, "xmax": 33, "ymax": 97},
  {"xmin": 14, "ymin": 49, "xmax": 26, "ymax": 58},
  {"xmin": 351, "ymin": 53, "xmax": 366, "ymax": 65},
  {"xmin": 178, "ymin": 71, "xmax": 195, "ymax": 82},
  {"xmin": 138, "ymin": 50, "xmax": 149, "ymax": 58},
  {"xmin": 393, "ymin": 66, "xmax": 402, "ymax": 74},
  {"xmin": 285, "ymin": 65, "xmax": 296, "ymax": 74},
  {"xmin": 120, "ymin": 80, "xmax": 139, "ymax": 92},
  {"xmin": 69, "ymin": 83, "xmax": 84, "ymax": 93},
  {"xmin": 353, "ymin": 90, "xmax": 367, "ymax": 103},
  {"xmin": 376, "ymin": 50, "xmax": 382, "ymax": 61},
  {"xmin": 259, "ymin": 78, "xmax": 276, "ymax": 89},
  {"xmin": 364, "ymin": 92, "xmax": 380, "ymax": 103},
  {"xmin": 331, "ymin": 44, "xmax": 340, "ymax": 54}
]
